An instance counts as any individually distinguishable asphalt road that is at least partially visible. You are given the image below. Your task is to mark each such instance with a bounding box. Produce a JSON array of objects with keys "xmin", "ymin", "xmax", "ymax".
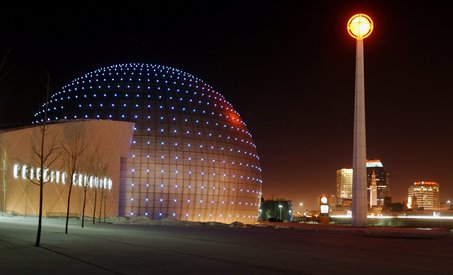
[{"xmin": 0, "ymin": 217, "xmax": 452, "ymax": 274}]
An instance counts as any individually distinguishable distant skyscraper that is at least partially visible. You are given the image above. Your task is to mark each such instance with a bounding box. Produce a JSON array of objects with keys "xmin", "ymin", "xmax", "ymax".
[
  {"xmin": 336, "ymin": 169, "xmax": 353, "ymax": 199},
  {"xmin": 366, "ymin": 159, "xmax": 389, "ymax": 207},
  {"xmin": 369, "ymin": 170, "xmax": 378, "ymax": 207},
  {"xmin": 336, "ymin": 160, "xmax": 389, "ymax": 207},
  {"xmin": 407, "ymin": 181, "xmax": 440, "ymax": 210}
]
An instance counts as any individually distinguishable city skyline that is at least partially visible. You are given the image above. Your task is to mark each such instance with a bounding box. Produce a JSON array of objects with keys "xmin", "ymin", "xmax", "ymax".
[{"xmin": 1, "ymin": 2, "xmax": 453, "ymax": 209}]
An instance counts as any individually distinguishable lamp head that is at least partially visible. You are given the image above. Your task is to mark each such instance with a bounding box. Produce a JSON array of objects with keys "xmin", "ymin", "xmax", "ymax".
[{"xmin": 347, "ymin": 13, "xmax": 373, "ymax": 40}]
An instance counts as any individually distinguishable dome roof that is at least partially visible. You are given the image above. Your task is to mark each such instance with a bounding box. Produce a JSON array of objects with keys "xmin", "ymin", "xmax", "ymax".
[{"xmin": 36, "ymin": 63, "xmax": 262, "ymax": 223}]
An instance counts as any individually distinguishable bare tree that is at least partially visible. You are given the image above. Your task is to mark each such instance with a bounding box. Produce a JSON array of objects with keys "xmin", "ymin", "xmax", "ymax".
[
  {"xmin": 26, "ymin": 73, "xmax": 61, "ymax": 247},
  {"xmin": 92, "ymin": 177, "xmax": 98, "ymax": 224},
  {"xmin": 0, "ymin": 146, "xmax": 8, "ymax": 212},
  {"xmin": 98, "ymin": 187, "xmax": 104, "ymax": 223},
  {"xmin": 92, "ymin": 179, "xmax": 98, "ymax": 224},
  {"xmin": 0, "ymin": 48, "xmax": 12, "ymax": 81},
  {"xmin": 98, "ymin": 187, "xmax": 105, "ymax": 223},
  {"xmin": 103, "ymin": 186, "xmax": 108, "ymax": 223},
  {"xmin": 95, "ymin": 162, "xmax": 109, "ymax": 224},
  {"xmin": 0, "ymin": 48, "xmax": 12, "ymax": 213},
  {"xmin": 32, "ymin": 124, "xmax": 60, "ymax": 247},
  {"xmin": 98, "ymin": 164, "xmax": 109, "ymax": 223},
  {"xmin": 81, "ymin": 149, "xmax": 100, "ymax": 228},
  {"xmin": 61, "ymin": 129, "xmax": 87, "ymax": 234},
  {"xmin": 81, "ymin": 172, "xmax": 89, "ymax": 228}
]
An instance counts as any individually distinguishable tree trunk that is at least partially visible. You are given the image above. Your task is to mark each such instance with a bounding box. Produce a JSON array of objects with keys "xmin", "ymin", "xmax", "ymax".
[
  {"xmin": 35, "ymin": 176, "xmax": 43, "ymax": 247},
  {"xmin": 81, "ymin": 186, "xmax": 87, "ymax": 228},
  {"xmin": 92, "ymin": 188, "xmax": 97, "ymax": 224},
  {"xmin": 24, "ymin": 182, "xmax": 29, "ymax": 218},
  {"xmin": 65, "ymin": 183, "xmax": 73, "ymax": 234},
  {"xmin": 103, "ymin": 192, "xmax": 107, "ymax": 223},
  {"xmin": 1, "ymin": 150, "xmax": 7, "ymax": 213},
  {"xmin": 35, "ymin": 125, "xmax": 46, "ymax": 247},
  {"xmin": 98, "ymin": 189, "xmax": 103, "ymax": 223}
]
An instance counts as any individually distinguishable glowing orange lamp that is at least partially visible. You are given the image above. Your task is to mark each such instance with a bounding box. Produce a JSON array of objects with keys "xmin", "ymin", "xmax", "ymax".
[{"xmin": 347, "ymin": 14, "xmax": 373, "ymax": 40}]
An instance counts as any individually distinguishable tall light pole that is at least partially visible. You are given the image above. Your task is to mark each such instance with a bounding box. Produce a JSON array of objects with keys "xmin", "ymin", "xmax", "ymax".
[
  {"xmin": 278, "ymin": 204, "xmax": 283, "ymax": 221},
  {"xmin": 347, "ymin": 14, "xmax": 373, "ymax": 227}
]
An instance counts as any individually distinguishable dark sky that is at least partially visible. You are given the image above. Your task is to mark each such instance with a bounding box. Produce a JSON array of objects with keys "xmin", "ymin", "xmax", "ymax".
[{"xmin": 1, "ymin": 2, "xmax": 453, "ymax": 209}]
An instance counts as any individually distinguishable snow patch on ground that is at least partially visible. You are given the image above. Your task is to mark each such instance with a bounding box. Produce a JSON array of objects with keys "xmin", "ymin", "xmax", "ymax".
[{"xmin": 104, "ymin": 216, "xmax": 250, "ymax": 228}]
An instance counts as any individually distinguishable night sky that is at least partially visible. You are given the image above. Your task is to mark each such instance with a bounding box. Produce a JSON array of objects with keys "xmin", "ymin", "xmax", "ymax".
[{"xmin": 1, "ymin": 2, "xmax": 453, "ymax": 209}]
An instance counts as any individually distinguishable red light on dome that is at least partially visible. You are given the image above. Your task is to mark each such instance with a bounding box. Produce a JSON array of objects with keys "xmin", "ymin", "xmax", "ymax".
[{"xmin": 227, "ymin": 112, "xmax": 241, "ymax": 125}]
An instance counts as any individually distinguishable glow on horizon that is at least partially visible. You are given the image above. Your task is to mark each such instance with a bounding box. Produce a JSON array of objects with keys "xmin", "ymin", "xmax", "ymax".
[{"xmin": 331, "ymin": 214, "xmax": 453, "ymax": 220}]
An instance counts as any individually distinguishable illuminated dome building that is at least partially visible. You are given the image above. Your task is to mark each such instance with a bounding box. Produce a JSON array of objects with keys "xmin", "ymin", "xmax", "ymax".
[{"xmin": 34, "ymin": 63, "xmax": 262, "ymax": 223}]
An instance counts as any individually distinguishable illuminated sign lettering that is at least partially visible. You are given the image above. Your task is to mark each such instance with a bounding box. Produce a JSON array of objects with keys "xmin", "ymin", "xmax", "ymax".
[{"xmin": 12, "ymin": 163, "xmax": 112, "ymax": 190}]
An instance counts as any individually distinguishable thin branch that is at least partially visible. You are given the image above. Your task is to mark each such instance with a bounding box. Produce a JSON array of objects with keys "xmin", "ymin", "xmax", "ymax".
[
  {"xmin": 0, "ymin": 47, "xmax": 13, "ymax": 81},
  {"xmin": 0, "ymin": 48, "xmax": 11, "ymax": 73}
]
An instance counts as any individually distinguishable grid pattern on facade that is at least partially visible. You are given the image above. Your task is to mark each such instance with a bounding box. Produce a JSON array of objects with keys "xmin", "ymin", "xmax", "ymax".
[{"xmin": 336, "ymin": 169, "xmax": 353, "ymax": 199}]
